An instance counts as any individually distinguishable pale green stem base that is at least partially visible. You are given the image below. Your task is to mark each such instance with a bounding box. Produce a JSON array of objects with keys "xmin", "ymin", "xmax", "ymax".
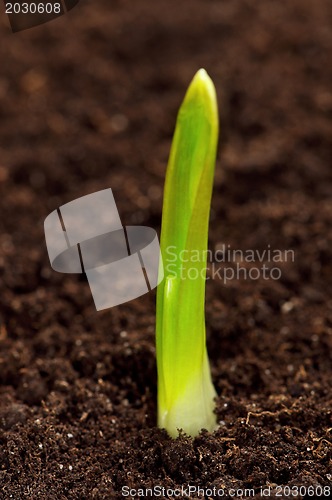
[{"xmin": 157, "ymin": 350, "xmax": 217, "ymax": 438}]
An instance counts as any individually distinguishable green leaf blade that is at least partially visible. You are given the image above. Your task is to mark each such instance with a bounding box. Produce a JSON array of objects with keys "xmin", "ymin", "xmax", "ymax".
[{"xmin": 156, "ymin": 69, "xmax": 219, "ymax": 437}]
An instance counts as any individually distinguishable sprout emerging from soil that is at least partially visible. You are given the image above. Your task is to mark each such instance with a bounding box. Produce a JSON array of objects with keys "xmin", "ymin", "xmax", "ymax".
[{"xmin": 156, "ymin": 69, "xmax": 219, "ymax": 438}]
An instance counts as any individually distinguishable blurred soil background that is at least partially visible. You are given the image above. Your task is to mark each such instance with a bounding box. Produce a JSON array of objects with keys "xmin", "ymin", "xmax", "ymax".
[{"xmin": 0, "ymin": 0, "xmax": 331, "ymax": 498}]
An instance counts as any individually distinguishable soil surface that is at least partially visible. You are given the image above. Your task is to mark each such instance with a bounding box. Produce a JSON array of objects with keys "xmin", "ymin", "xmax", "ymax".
[{"xmin": 0, "ymin": 0, "xmax": 332, "ymax": 498}]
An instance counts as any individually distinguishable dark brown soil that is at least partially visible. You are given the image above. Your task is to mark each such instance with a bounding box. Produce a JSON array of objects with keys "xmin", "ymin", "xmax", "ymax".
[{"xmin": 0, "ymin": 0, "xmax": 332, "ymax": 498}]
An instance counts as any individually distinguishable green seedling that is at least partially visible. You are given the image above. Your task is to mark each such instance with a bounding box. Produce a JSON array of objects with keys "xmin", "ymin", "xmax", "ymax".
[{"xmin": 156, "ymin": 69, "xmax": 219, "ymax": 438}]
